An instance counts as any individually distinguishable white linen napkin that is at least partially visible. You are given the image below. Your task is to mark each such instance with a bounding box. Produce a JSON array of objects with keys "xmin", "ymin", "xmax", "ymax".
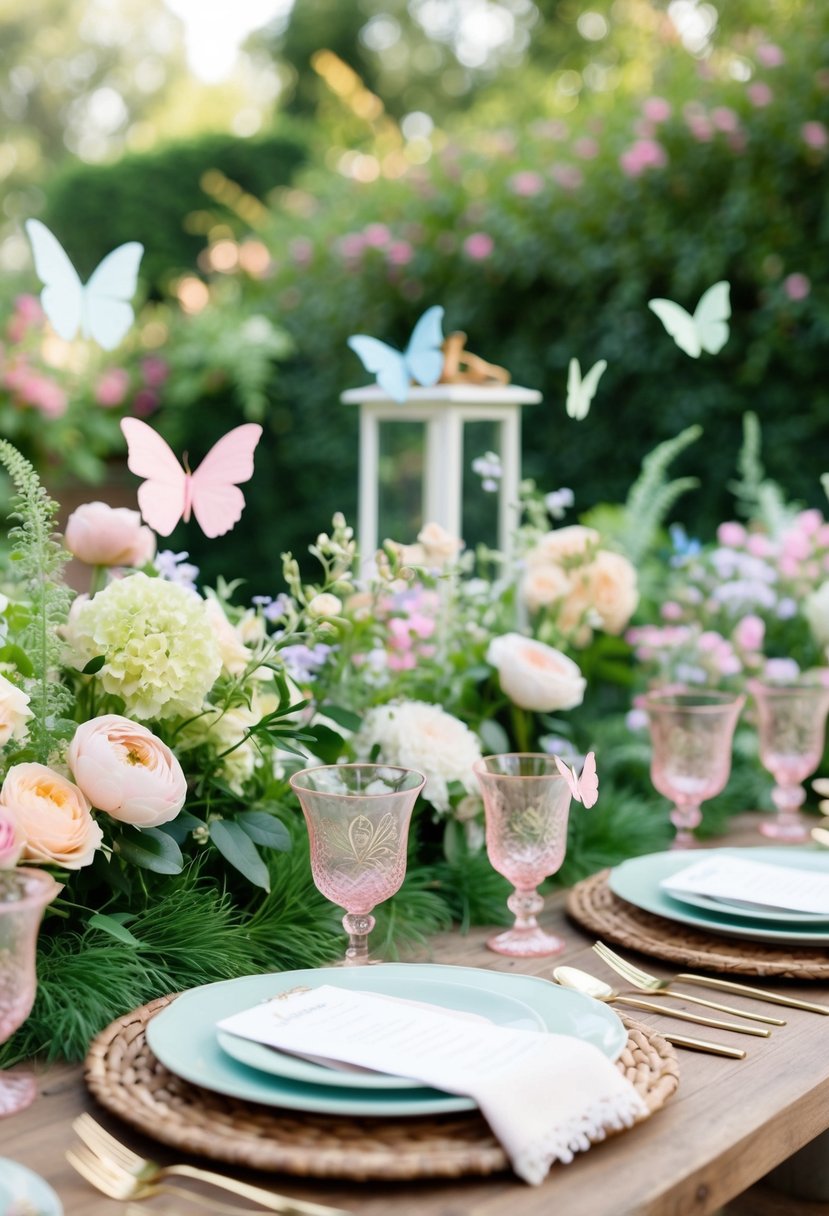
[{"xmin": 218, "ymin": 985, "xmax": 647, "ymax": 1184}]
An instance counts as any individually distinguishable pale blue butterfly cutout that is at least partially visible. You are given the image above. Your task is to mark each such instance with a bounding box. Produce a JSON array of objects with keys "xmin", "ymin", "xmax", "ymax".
[
  {"xmin": 25, "ymin": 218, "xmax": 144, "ymax": 351},
  {"xmin": 347, "ymin": 306, "xmax": 445, "ymax": 403},
  {"xmin": 566, "ymin": 357, "xmax": 607, "ymax": 420},
  {"xmin": 648, "ymin": 281, "xmax": 731, "ymax": 359}
]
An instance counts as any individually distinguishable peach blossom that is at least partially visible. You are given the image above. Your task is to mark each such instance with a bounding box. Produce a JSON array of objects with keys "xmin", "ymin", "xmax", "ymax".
[
  {"xmin": 68, "ymin": 715, "xmax": 187, "ymax": 828},
  {"xmin": 65, "ymin": 502, "xmax": 156, "ymax": 568},
  {"xmin": 487, "ymin": 633, "xmax": 586, "ymax": 712},
  {"xmin": 0, "ymin": 763, "xmax": 102, "ymax": 869},
  {"xmin": 521, "ymin": 564, "xmax": 571, "ymax": 613},
  {"xmin": 584, "ymin": 550, "xmax": 639, "ymax": 634},
  {"xmin": 417, "ymin": 522, "xmax": 463, "ymax": 567},
  {"xmin": 529, "ymin": 525, "xmax": 600, "ymax": 565}
]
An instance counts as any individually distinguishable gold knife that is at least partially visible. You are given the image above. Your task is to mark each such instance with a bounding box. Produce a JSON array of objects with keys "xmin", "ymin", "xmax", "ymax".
[
  {"xmin": 676, "ymin": 973, "xmax": 829, "ymax": 1015},
  {"xmin": 661, "ymin": 1032, "xmax": 745, "ymax": 1059}
]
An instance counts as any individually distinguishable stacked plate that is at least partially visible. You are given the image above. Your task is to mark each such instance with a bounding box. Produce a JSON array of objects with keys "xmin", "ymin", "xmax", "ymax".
[
  {"xmin": 146, "ymin": 963, "xmax": 628, "ymax": 1118},
  {"xmin": 610, "ymin": 846, "xmax": 829, "ymax": 946}
]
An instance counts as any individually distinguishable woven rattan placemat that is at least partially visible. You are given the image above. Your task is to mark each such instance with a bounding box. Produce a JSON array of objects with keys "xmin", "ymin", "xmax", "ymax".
[
  {"xmin": 84, "ymin": 994, "xmax": 679, "ymax": 1181},
  {"xmin": 567, "ymin": 869, "xmax": 829, "ymax": 980}
]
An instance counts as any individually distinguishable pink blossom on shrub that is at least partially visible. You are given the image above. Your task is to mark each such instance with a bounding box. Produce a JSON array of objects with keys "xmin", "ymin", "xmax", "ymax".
[
  {"xmin": 463, "ymin": 232, "xmax": 494, "ymax": 260},
  {"xmin": 551, "ymin": 163, "xmax": 584, "ymax": 190},
  {"xmin": 509, "ymin": 170, "xmax": 544, "ymax": 197},
  {"xmin": 661, "ymin": 601, "xmax": 684, "ymax": 621},
  {"xmin": 783, "ymin": 273, "xmax": 811, "ymax": 301},
  {"xmin": 7, "ymin": 295, "xmax": 43, "ymax": 344},
  {"xmin": 131, "ymin": 389, "xmax": 159, "ymax": 416},
  {"xmin": 6, "ymin": 365, "xmax": 67, "ymax": 418},
  {"xmin": 387, "ymin": 240, "xmax": 413, "ymax": 266},
  {"xmin": 796, "ymin": 509, "xmax": 823, "ymax": 536},
  {"xmin": 643, "ymin": 96, "xmax": 672, "ymax": 123},
  {"xmin": 747, "ymin": 82, "xmax": 773, "ymax": 107},
  {"xmin": 289, "ymin": 237, "xmax": 313, "ymax": 266},
  {"xmin": 337, "ymin": 233, "xmax": 365, "ymax": 261},
  {"xmin": 734, "ymin": 614, "xmax": 765, "ymax": 652},
  {"xmin": 746, "ymin": 533, "xmax": 774, "ymax": 558},
  {"xmin": 717, "ymin": 522, "xmax": 747, "ymax": 547},
  {"xmin": 95, "ymin": 368, "xmax": 129, "ymax": 408},
  {"xmin": 620, "ymin": 139, "xmax": 667, "ymax": 177},
  {"xmin": 802, "ymin": 121, "xmax": 829, "ymax": 150},
  {"xmin": 573, "ymin": 137, "xmax": 599, "ymax": 160},
  {"xmin": 728, "ymin": 131, "xmax": 747, "ymax": 154},
  {"xmin": 532, "ymin": 119, "xmax": 569, "ymax": 140},
  {"xmin": 140, "ymin": 356, "xmax": 169, "ymax": 388},
  {"xmin": 634, "ymin": 119, "xmax": 655, "ymax": 139},
  {"xmin": 711, "ymin": 107, "xmax": 740, "ymax": 134},
  {"xmin": 363, "ymin": 223, "xmax": 391, "ymax": 248},
  {"xmin": 756, "ymin": 43, "xmax": 785, "ymax": 68}
]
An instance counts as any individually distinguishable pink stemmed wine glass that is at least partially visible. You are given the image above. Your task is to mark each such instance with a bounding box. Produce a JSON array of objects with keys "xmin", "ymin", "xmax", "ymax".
[
  {"xmin": 290, "ymin": 764, "xmax": 425, "ymax": 965},
  {"xmin": 0, "ymin": 868, "xmax": 60, "ymax": 1117},
  {"xmin": 473, "ymin": 753, "xmax": 573, "ymax": 958},
  {"xmin": 641, "ymin": 690, "xmax": 745, "ymax": 849},
  {"xmin": 748, "ymin": 673, "xmax": 829, "ymax": 842}
]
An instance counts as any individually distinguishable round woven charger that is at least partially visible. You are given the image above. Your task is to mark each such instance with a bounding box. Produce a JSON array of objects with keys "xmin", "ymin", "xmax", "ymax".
[
  {"xmin": 567, "ymin": 870, "xmax": 829, "ymax": 980},
  {"xmin": 84, "ymin": 994, "xmax": 679, "ymax": 1182}
]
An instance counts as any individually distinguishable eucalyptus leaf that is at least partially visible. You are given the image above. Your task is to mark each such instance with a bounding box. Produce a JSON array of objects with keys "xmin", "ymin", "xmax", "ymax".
[
  {"xmin": 236, "ymin": 811, "xmax": 291, "ymax": 851},
  {"xmin": 479, "ymin": 718, "xmax": 510, "ymax": 755},
  {"xmin": 163, "ymin": 810, "xmax": 203, "ymax": 844},
  {"xmin": 303, "ymin": 723, "xmax": 347, "ymax": 764},
  {"xmin": 317, "ymin": 704, "xmax": 362, "ymax": 732},
  {"xmin": 115, "ymin": 827, "xmax": 184, "ymax": 875},
  {"xmin": 209, "ymin": 819, "xmax": 270, "ymax": 890},
  {"xmin": 88, "ymin": 913, "xmax": 141, "ymax": 947}
]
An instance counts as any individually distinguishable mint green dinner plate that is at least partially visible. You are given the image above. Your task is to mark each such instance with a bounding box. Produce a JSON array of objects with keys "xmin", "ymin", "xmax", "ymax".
[
  {"xmin": 610, "ymin": 847, "xmax": 829, "ymax": 945},
  {"xmin": 147, "ymin": 963, "xmax": 627, "ymax": 1118},
  {"xmin": 0, "ymin": 1159, "xmax": 63, "ymax": 1216}
]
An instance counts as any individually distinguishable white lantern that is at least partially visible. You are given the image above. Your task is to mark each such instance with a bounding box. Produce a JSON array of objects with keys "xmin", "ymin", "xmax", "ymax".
[{"xmin": 341, "ymin": 382, "xmax": 541, "ymax": 563}]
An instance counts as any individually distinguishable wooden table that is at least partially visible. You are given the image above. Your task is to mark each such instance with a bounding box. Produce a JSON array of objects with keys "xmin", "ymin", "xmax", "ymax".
[{"xmin": 6, "ymin": 819, "xmax": 829, "ymax": 1216}]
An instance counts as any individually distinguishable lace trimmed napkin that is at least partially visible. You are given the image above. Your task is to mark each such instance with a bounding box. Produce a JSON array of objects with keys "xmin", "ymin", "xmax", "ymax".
[{"xmin": 218, "ymin": 984, "xmax": 647, "ymax": 1185}]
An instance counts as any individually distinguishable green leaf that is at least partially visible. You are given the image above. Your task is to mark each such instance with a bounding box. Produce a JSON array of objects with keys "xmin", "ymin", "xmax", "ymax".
[
  {"xmin": 209, "ymin": 819, "xmax": 270, "ymax": 890},
  {"xmin": 479, "ymin": 718, "xmax": 510, "ymax": 755},
  {"xmin": 115, "ymin": 827, "xmax": 184, "ymax": 875},
  {"xmin": 163, "ymin": 810, "xmax": 203, "ymax": 844},
  {"xmin": 0, "ymin": 644, "xmax": 33, "ymax": 677},
  {"xmin": 88, "ymin": 913, "xmax": 141, "ymax": 947},
  {"xmin": 81, "ymin": 655, "xmax": 106, "ymax": 675},
  {"xmin": 317, "ymin": 704, "xmax": 362, "ymax": 732},
  {"xmin": 236, "ymin": 811, "xmax": 291, "ymax": 851},
  {"xmin": 303, "ymin": 723, "xmax": 347, "ymax": 764}
]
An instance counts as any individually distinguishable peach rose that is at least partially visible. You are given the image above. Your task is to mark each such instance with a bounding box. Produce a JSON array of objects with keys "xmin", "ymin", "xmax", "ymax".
[
  {"xmin": 486, "ymin": 633, "xmax": 586, "ymax": 712},
  {"xmin": 0, "ymin": 807, "xmax": 22, "ymax": 868},
  {"xmin": 65, "ymin": 502, "xmax": 156, "ymax": 568},
  {"xmin": 584, "ymin": 550, "xmax": 639, "ymax": 634},
  {"xmin": 68, "ymin": 714, "xmax": 187, "ymax": 828},
  {"xmin": 204, "ymin": 597, "xmax": 252, "ymax": 676},
  {"xmin": 417, "ymin": 522, "xmax": 464, "ymax": 568},
  {"xmin": 529, "ymin": 525, "xmax": 600, "ymax": 566},
  {"xmin": 521, "ymin": 564, "xmax": 571, "ymax": 613},
  {"xmin": 0, "ymin": 763, "xmax": 102, "ymax": 869},
  {"xmin": 0, "ymin": 673, "xmax": 33, "ymax": 746}
]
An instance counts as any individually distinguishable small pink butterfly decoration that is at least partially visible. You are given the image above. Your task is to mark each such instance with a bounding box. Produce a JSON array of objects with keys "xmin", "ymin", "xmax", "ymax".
[
  {"xmin": 120, "ymin": 418, "xmax": 263, "ymax": 538},
  {"xmin": 555, "ymin": 751, "xmax": 599, "ymax": 809}
]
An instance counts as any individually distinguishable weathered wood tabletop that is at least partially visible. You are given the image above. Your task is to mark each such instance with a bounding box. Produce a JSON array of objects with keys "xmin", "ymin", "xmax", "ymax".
[{"xmin": 5, "ymin": 817, "xmax": 829, "ymax": 1216}]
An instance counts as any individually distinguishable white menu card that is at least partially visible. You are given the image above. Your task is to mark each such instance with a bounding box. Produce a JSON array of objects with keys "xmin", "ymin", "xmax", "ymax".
[{"xmin": 661, "ymin": 855, "xmax": 829, "ymax": 915}]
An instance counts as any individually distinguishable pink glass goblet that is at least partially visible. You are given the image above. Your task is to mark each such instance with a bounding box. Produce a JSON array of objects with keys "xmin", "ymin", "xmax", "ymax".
[
  {"xmin": 641, "ymin": 690, "xmax": 745, "ymax": 849},
  {"xmin": 473, "ymin": 753, "xmax": 572, "ymax": 958},
  {"xmin": 0, "ymin": 867, "xmax": 60, "ymax": 1117},
  {"xmin": 748, "ymin": 673, "xmax": 829, "ymax": 842},
  {"xmin": 290, "ymin": 764, "xmax": 425, "ymax": 965}
]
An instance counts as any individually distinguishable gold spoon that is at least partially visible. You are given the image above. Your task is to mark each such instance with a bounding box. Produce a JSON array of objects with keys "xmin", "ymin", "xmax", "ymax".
[{"xmin": 552, "ymin": 966, "xmax": 770, "ymax": 1037}]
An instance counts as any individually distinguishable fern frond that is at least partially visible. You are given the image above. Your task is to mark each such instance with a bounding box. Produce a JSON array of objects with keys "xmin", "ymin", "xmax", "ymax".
[
  {"xmin": 617, "ymin": 425, "xmax": 702, "ymax": 565},
  {"xmin": 728, "ymin": 412, "xmax": 798, "ymax": 536},
  {"xmin": 0, "ymin": 441, "xmax": 74, "ymax": 762}
]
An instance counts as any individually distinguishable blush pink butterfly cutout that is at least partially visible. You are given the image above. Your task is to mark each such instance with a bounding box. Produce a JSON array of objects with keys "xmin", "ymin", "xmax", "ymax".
[
  {"xmin": 120, "ymin": 418, "xmax": 263, "ymax": 538},
  {"xmin": 555, "ymin": 751, "xmax": 599, "ymax": 809}
]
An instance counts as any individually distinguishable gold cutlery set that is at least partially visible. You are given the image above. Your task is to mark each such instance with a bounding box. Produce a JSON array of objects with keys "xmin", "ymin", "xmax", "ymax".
[{"xmin": 551, "ymin": 941, "xmax": 828, "ymax": 1060}]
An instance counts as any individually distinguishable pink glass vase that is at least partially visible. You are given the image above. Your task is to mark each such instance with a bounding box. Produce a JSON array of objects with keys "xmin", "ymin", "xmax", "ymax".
[
  {"xmin": 748, "ymin": 674, "xmax": 829, "ymax": 842},
  {"xmin": 0, "ymin": 867, "xmax": 60, "ymax": 1117},
  {"xmin": 641, "ymin": 690, "xmax": 745, "ymax": 849},
  {"xmin": 290, "ymin": 764, "xmax": 425, "ymax": 965},
  {"xmin": 473, "ymin": 753, "xmax": 572, "ymax": 958}
]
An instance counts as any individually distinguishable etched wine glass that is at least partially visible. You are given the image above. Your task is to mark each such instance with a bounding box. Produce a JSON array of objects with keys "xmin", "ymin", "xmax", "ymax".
[
  {"xmin": 290, "ymin": 764, "xmax": 425, "ymax": 965},
  {"xmin": 473, "ymin": 753, "xmax": 573, "ymax": 958},
  {"xmin": 0, "ymin": 868, "xmax": 60, "ymax": 1117},
  {"xmin": 641, "ymin": 690, "xmax": 745, "ymax": 849},
  {"xmin": 748, "ymin": 673, "xmax": 829, "ymax": 842}
]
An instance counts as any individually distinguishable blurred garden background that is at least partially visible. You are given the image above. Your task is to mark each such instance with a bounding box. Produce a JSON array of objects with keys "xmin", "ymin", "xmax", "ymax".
[{"xmin": 1, "ymin": 0, "xmax": 827, "ymax": 590}]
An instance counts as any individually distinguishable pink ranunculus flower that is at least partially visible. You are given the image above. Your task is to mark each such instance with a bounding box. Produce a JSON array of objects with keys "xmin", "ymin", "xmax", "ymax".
[
  {"xmin": 0, "ymin": 763, "xmax": 102, "ymax": 869},
  {"xmin": 0, "ymin": 807, "xmax": 22, "ymax": 869},
  {"xmin": 68, "ymin": 715, "xmax": 187, "ymax": 828},
  {"xmin": 65, "ymin": 502, "xmax": 156, "ymax": 568},
  {"xmin": 487, "ymin": 633, "xmax": 586, "ymax": 712},
  {"xmin": 802, "ymin": 121, "xmax": 829, "ymax": 151}
]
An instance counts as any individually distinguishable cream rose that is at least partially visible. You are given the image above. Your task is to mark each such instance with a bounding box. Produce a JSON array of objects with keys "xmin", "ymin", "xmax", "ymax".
[
  {"xmin": 68, "ymin": 715, "xmax": 187, "ymax": 828},
  {"xmin": 521, "ymin": 564, "xmax": 571, "ymax": 613},
  {"xmin": 417, "ymin": 522, "xmax": 463, "ymax": 568},
  {"xmin": 307, "ymin": 592, "xmax": 342, "ymax": 619},
  {"xmin": 0, "ymin": 763, "xmax": 102, "ymax": 869},
  {"xmin": 487, "ymin": 633, "xmax": 586, "ymax": 712},
  {"xmin": 529, "ymin": 525, "xmax": 599, "ymax": 565},
  {"xmin": 0, "ymin": 807, "xmax": 22, "ymax": 868},
  {"xmin": 65, "ymin": 502, "xmax": 156, "ymax": 568},
  {"xmin": 0, "ymin": 673, "xmax": 33, "ymax": 747},
  {"xmin": 205, "ymin": 597, "xmax": 252, "ymax": 676},
  {"xmin": 584, "ymin": 550, "xmax": 639, "ymax": 634}
]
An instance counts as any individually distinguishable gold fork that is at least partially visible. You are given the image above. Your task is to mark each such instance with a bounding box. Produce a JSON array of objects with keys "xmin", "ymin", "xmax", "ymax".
[
  {"xmin": 592, "ymin": 941, "xmax": 829, "ymax": 1015},
  {"xmin": 71, "ymin": 1116, "xmax": 350, "ymax": 1215},
  {"xmin": 67, "ymin": 1144, "xmax": 259, "ymax": 1212}
]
